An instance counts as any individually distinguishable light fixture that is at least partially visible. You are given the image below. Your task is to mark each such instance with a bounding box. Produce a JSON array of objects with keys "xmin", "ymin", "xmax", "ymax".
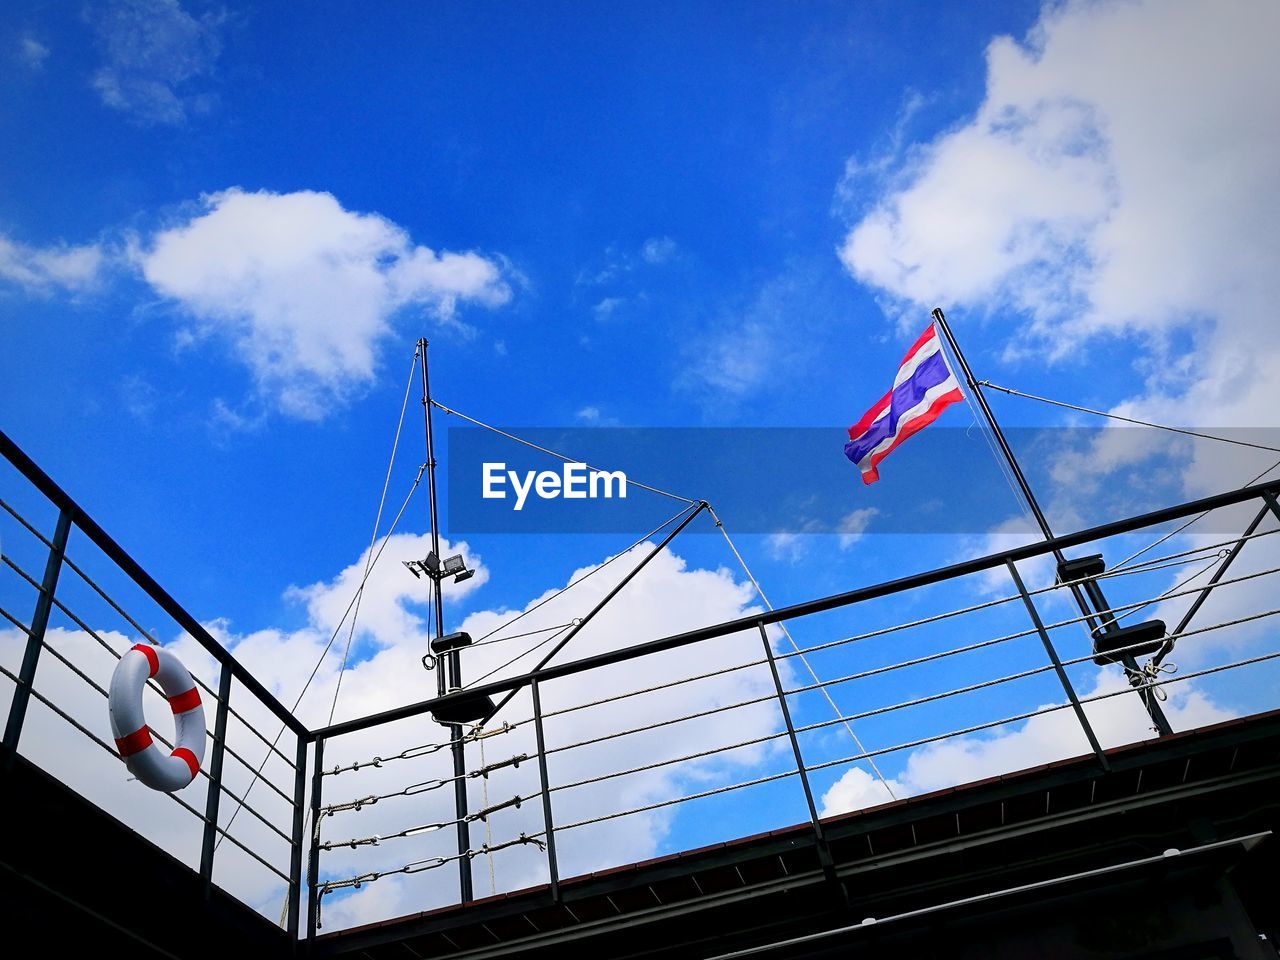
[{"xmin": 404, "ymin": 551, "xmax": 472, "ymax": 583}]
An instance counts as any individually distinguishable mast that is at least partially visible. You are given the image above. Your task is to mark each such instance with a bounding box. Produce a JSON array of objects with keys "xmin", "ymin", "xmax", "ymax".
[
  {"xmin": 418, "ymin": 338, "xmax": 475, "ymax": 902},
  {"xmin": 930, "ymin": 309, "xmax": 1173, "ymax": 737}
]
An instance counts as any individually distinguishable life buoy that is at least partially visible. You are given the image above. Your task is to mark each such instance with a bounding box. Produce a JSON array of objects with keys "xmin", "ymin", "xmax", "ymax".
[{"xmin": 108, "ymin": 644, "xmax": 206, "ymax": 792}]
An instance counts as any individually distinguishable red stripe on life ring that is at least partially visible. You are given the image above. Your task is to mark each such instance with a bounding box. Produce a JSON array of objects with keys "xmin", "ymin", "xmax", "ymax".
[
  {"xmin": 115, "ymin": 726, "xmax": 153, "ymax": 757},
  {"xmin": 172, "ymin": 747, "xmax": 199, "ymax": 779},
  {"xmin": 131, "ymin": 643, "xmax": 159, "ymax": 677},
  {"xmin": 169, "ymin": 687, "xmax": 201, "ymax": 714}
]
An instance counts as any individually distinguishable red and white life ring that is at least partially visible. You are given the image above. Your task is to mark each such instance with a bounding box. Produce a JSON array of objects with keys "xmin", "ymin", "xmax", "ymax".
[{"xmin": 108, "ymin": 644, "xmax": 206, "ymax": 792}]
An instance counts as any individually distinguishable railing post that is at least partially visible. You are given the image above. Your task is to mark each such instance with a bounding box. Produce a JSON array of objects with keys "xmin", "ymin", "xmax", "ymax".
[
  {"xmin": 200, "ymin": 661, "xmax": 233, "ymax": 896},
  {"xmin": 307, "ymin": 737, "xmax": 324, "ymax": 946},
  {"xmin": 529, "ymin": 678, "xmax": 560, "ymax": 901},
  {"xmin": 1007, "ymin": 560, "xmax": 1110, "ymax": 771},
  {"xmin": 756, "ymin": 622, "xmax": 842, "ymax": 899},
  {"xmin": 3, "ymin": 507, "xmax": 72, "ymax": 763},
  {"xmin": 288, "ymin": 733, "xmax": 308, "ymax": 945}
]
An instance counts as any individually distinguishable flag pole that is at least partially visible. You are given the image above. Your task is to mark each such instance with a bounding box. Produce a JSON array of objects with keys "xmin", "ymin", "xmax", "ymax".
[
  {"xmin": 929, "ymin": 309, "xmax": 1173, "ymax": 737},
  {"xmin": 418, "ymin": 338, "xmax": 476, "ymax": 902}
]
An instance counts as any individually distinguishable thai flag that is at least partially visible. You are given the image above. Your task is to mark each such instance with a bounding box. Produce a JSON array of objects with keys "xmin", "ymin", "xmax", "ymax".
[{"xmin": 845, "ymin": 322, "xmax": 964, "ymax": 484}]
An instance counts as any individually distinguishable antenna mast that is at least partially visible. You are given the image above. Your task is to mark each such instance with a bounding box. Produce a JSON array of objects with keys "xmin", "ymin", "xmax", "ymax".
[{"xmin": 418, "ymin": 338, "xmax": 475, "ymax": 902}]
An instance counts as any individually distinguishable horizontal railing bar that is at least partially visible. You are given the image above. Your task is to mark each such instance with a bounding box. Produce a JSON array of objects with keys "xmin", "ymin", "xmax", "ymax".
[
  {"xmin": 551, "ymin": 729, "xmax": 789, "ymax": 793},
  {"xmin": 0, "ymin": 601, "xmax": 31, "ymax": 635},
  {"xmin": 315, "ymin": 479, "xmax": 1280, "ymax": 740},
  {"xmin": 782, "ymin": 561, "xmax": 1280, "ymax": 702},
  {"xmin": 5, "ymin": 547, "xmax": 299, "ymax": 773},
  {"xmin": 219, "ymin": 740, "xmax": 297, "ymax": 806},
  {"xmin": 804, "ymin": 646, "xmax": 1280, "ymax": 778},
  {"xmin": 0, "ymin": 659, "xmax": 289, "ymax": 880},
  {"xmin": 0, "ymin": 429, "xmax": 307, "ymax": 738},
  {"xmin": 558, "ymin": 646, "xmax": 1280, "ymax": 833},
  {"xmin": 30, "ymin": 637, "xmax": 293, "ymax": 841},
  {"xmin": 557, "ymin": 768, "xmax": 801, "ymax": 831}
]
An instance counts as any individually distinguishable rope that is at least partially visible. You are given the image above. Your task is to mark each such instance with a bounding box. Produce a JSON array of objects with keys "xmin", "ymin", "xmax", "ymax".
[
  {"xmin": 979, "ymin": 381, "xmax": 1280, "ymax": 455},
  {"xmin": 706, "ymin": 505, "xmax": 896, "ymax": 800},
  {"xmin": 327, "ymin": 349, "xmax": 418, "ymax": 725},
  {"xmin": 428, "ymin": 398, "xmax": 697, "ymax": 504},
  {"xmin": 477, "ymin": 727, "xmax": 497, "ymax": 896},
  {"xmin": 944, "ymin": 343, "xmax": 1038, "ymax": 532}
]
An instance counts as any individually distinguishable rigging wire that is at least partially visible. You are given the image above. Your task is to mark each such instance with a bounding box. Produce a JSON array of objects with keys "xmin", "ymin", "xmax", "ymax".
[
  {"xmin": 465, "ymin": 622, "xmax": 576, "ymax": 689},
  {"xmin": 328, "ymin": 349, "xmax": 419, "ymax": 725},
  {"xmin": 458, "ymin": 503, "xmax": 699, "ymax": 695},
  {"xmin": 934, "ymin": 334, "xmax": 1038, "ymax": 532},
  {"xmin": 706, "ymin": 504, "xmax": 897, "ymax": 801},
  {"xmin": 979, "ymin": 381, "xmax": 1280, "ymax": 455},
  {"xmin": 471, "ymin": 502, "xmax": 695, "ymax": 648},
  {"xmin": 428, "ymin": 398, "xmax": 697, "ymax": 505},
  {"xmin": 1110, "ymin": 456, "xmax": 1280, "ymax": 571},
  {"xmin": 217, "ymin": 463, "xmax": 426, "ymax": 853},
  {"xmin": 976, "ymin": 377, "xmax": 1280, "ymax": 571}
]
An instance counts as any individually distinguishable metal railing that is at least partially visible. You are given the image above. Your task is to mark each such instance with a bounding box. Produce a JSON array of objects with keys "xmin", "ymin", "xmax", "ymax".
[
  {"xmin": 304, "ymin": 479, "xmax": 1280, "ymax": 937},
  {"xmin": 4, "ymin": 425, "xmax": 1280, "ymax": 944},
  {"xmin": 0, "ymin": 429, "xmax": 310, "ymax": 937}
]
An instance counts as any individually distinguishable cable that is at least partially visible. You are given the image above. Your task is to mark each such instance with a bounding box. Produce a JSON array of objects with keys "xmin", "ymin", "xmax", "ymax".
[
  {"xmin": 1112, "ymin": 552, "xmax": 1224, "ymax": 624},
  {"xmin": 470, "ymin": 622, "xmax": 576, "ymax": 650},
  {"xmin": 1110, "ymin": 457, "xmax": 1280, "ymax": 571},
  {"xmin": 471, "ymin": 502, "xmax": 694, "ymax": 647},
  {"xmin": 464, "ymin": 622, "xmax": 576, "ymax": 689},
  {"xmin": 979, "ymin": 381, "xmax": 1280, "ymax": 455},
  {"xmin": 530, "ymin": 560, "xmax": 1280, "ymax": 764},
  {"xmin": 706, "ymin": 504, "xmax": 896, "ymax": 801},
  {"xmin": 428, "ymin": 398, "xmax": 696, "ymax": 504},
  {"xmin": 327, "ymin": 349, "xmax": 418, "ymax": 725},
  {"xmin": 217, "ymin": 464, "xmax": 426, "ymax": 850}
]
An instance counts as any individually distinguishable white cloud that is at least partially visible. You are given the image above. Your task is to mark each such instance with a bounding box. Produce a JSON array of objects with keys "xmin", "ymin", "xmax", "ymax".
[
  {"xmin": 641, "ymin": 236, "xmax": 678, "ymax": 265},
  {"xmin": 86, "ymin": 0, "xmax": 223, "ymax": 125},
  {"xmin": 837, "ymin": 507, "xmax": 878, "ymax": 550},
  {"xmin": 593, "ymin": 296, "xmax": 624, "ymax": 321},
  {"xmin": 575, "ymin": 405, "xmax": 619, "ymax": 426},
  {"xmin": 840, "ymin": 0, "xmax": 1280, "ymax": 662},
  {"xmin": 677, "ymin": 266, "xmax": 826, "ymax": 407},
  {"xmin": 0, "ymin": 233, "xmax": 105, "ymax": 294},
  {"xmin": 841, "ymin": 0, "xmax": 1280, "ymax": 377},
  {"xmin": 766, "ymin": 532, "xmax": 806, "ymax": 563},
  {"xmin": 135, "ymin": 188, "xmax": 512, "ymax": 419},
  {"xmin": 285, "ymin": 534, "xmax": 489, "ymax": 648},
  {"xmin": 19, "ymin": 36, "xmax": 50, "ymax": 69}
]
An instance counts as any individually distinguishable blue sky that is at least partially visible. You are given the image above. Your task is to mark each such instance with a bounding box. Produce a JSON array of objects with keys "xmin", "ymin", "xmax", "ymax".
[{"xmin": 4, "ymin": 0, "xmax": 1280, "ymax": 930}]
